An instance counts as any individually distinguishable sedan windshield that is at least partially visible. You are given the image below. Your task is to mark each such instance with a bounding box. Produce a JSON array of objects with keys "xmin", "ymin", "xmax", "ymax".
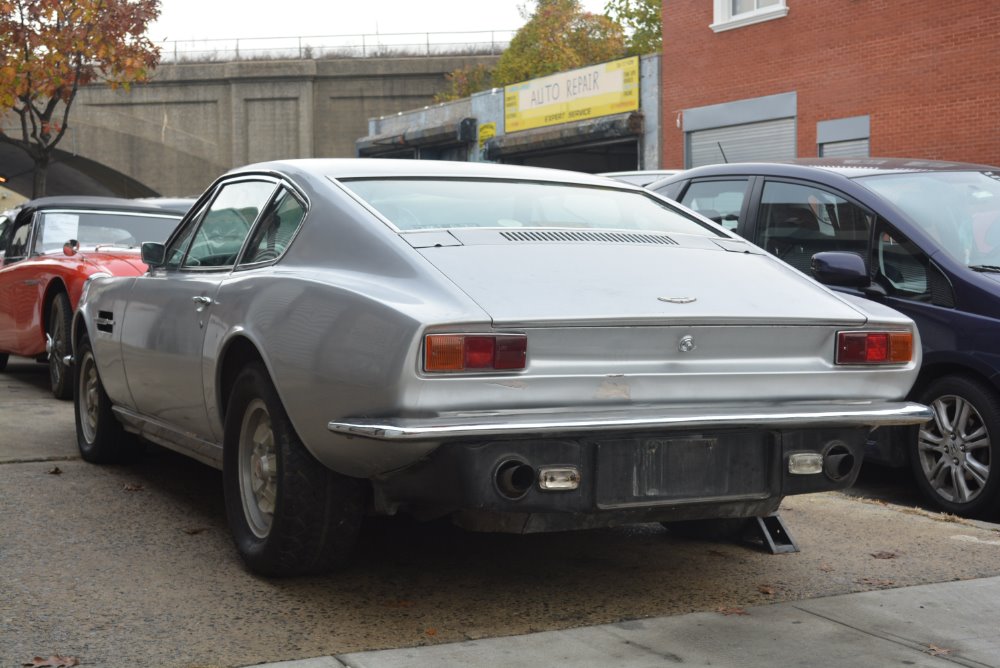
[
  {"xmin": 35, "ymin": 210, "xmax": 180, "ymax": 253},
  {"xmin": 339, "ymin": 178, "xmax": 723, "ymax": 237},
  {"xmin": 859, "ymin": 171, "xmax": 1000, "ymax": 267}
]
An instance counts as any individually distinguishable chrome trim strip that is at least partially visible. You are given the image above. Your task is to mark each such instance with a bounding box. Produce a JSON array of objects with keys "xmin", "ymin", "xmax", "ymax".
[
  {"xmin": 113, "ymin": 406, "xmax": 223, "ymax": 468},
  {"xmin": 329, "ymin": 402, "xmax": 932, "ymax": 442}
]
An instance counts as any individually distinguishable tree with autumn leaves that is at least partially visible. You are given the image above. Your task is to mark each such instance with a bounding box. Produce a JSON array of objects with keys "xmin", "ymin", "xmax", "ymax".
[
  {"xmin": 491, "ymin": 0, "xmax": 625, "ymax": 86},
  {"xmin": 0, "ymin": 0, "xmax": 161, "ymax": 197},
  {"xmin": 435, "ymin": 0, "xmax": 661, "ymax": 103}
]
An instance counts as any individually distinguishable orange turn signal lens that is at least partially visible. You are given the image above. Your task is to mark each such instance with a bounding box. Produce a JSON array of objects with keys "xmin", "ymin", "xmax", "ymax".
[
  {"xmin": 836, "ymin": 331, "xmax": 914, "ymax": 365},
  {"xmin": 424, "ymin": 334, "xmax": 527, "ymax": 372},
  {"xmin": 424, "ymin": 334, "xmax": 465, "ymax": 371}
]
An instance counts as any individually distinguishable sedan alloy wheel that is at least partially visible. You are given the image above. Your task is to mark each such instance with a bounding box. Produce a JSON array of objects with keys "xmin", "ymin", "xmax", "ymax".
[
  {"xmin": 912, "ymin": 376, "xmax": 1000, "ymax": 517},
  {"xmin": 238, "ymin": 398, "xmax": 278, "ymax": 539}
]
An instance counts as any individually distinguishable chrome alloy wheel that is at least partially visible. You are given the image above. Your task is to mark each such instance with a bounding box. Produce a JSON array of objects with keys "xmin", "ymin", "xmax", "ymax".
[
  {"xmin": 917, "ymin": 394, "xmax": 991, "ymax": 504},
  {"xmin": 78, "ymin": 350, "xmax": 100, "ymax": 444},
  {"xmin": 238, "ymin": 398, "xmax": 278, "ymax": 538}
]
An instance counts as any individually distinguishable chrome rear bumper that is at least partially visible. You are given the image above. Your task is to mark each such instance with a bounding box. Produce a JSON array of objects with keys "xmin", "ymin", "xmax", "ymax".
[{"xmin": 328, "ymin": 401, "xmax": 931, "ymax": 442}]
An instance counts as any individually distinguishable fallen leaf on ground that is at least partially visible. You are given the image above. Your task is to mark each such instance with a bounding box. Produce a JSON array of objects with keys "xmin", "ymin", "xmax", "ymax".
[
  {"xmin": 123, "ymin": 483, "xmax": 143, "ymax": 492},
  {"xmin": 870, "ymin": 550, "xmax": 898, "ymax": 559},
  {"xmin": 22, "ymin": 656, "xmax": 80, "ymax": 667},
  {"xmin": 757, "ymin": 584, "xmax": 776, "ymax": 595},
  {"xmin": 183, "ymin": 527, "xmax": 209, "ymax": 535},
  {"xmin": 425, "ymin": 628, "xmax": 438, "ymax": 636},
  {"xmin": 818, "ymin": 562, "xmax": 835, "ymax": 572},
  {"xmin": 924, "ymin": 643, "xmax": 952, "ymax": 656},
  {"xmin": 46, "ymin": 467, "xmax": 62, "ymax": 475},
  {"xmin": 716, "ymin": 606, "xmax": 748, "ymax": 616}
]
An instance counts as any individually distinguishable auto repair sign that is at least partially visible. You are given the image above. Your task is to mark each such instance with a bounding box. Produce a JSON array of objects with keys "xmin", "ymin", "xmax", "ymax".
[{"xmin": 504, "ymin": 56, "xmax": 639, "ymax": 133}]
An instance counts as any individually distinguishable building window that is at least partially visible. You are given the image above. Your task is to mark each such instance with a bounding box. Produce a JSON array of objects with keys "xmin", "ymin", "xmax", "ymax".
[
  {"xmin": 711, "ymin": 0, "xmax": 788, "ymax": 33},
  {"xmin": 817, "ymin": 115, "xmax": 870, "ymax": 158}
]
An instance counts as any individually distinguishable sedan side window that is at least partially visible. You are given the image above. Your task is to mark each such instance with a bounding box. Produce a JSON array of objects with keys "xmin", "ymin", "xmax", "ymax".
[
  {"xmin": 240, "ymin": 188, "xmax": 306, "ymax": 265},
  {"xmin": 678, "ymin": 179, "xmax": 749, "ymax": 231},
  {"xmin": 757, "ymin": 181, "xmax": 874, "ymax": 273},
  {"xmin": 184, "ymin": 180, "xmax": 276, "ymax": 269},
  {"xmin": 874, "ymin": 224, "xmax": 955, "ymax": 306}
]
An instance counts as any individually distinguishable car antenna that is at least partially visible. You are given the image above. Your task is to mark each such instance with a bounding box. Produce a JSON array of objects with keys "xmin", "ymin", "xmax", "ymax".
[{"xmin": 717, "ymin": 142, "xmax": 729, "ymax": 164}]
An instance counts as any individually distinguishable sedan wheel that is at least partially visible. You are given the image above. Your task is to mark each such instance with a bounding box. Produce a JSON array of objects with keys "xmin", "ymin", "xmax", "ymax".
[
  {"xmin": 238, "ymin": 398, "xmax": 279, "ymax": 539},
  {"xmin": 911, "ymin": 376, "xmax": 1000, "ymax": 518},
  {"xmin": 74, "ymin": 335, "xmax": 129, "ymax": 463},
  {"xmin": 48, "ymin": 292, "xmax": 73, "ymax": 399},
  {"xmin": 223, "ymin": 361, "xmax": 364, "ymax": 577}
]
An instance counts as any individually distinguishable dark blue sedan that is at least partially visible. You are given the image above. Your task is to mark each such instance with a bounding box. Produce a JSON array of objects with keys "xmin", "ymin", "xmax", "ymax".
[{"xmin": 650, "ymin": 158, "xmax": 1000, "ymax": 519}]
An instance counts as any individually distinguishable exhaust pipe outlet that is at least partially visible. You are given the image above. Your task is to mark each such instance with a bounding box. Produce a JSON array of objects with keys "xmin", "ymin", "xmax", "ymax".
[
  {"xmin": 495, "ymin": 460, "xmax": 535, "ymax": 500},
  {"xmin": 823, "ymin": 442, "xmax": 856, "ymax": 482}
]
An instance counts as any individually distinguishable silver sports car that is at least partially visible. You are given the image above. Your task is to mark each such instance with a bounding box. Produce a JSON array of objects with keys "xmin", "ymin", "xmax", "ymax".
[{"xmin": 72, "ymin": 159, "xmax": 929, "ymax": 576}]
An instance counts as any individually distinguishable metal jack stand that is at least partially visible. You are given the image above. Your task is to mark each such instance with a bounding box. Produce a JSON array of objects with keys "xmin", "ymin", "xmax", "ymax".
[{"xmin": 745, "ymin": 513, "xmax": 799, "ymax": 554}]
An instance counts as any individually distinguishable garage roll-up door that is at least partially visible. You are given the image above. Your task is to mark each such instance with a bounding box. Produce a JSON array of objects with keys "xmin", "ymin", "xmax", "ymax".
[
  {"xmin": 688, "ymin": 117, "xmax": 795, "ymax": 168},
  {"xmin": 820, "ymin": 138, "xmax": 870, "ymax": 158}
]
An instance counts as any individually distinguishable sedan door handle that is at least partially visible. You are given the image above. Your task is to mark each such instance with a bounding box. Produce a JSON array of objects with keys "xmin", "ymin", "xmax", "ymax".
[{"xmin": 192, "ymin": 295, "xmax": 213, "ymax": 309}]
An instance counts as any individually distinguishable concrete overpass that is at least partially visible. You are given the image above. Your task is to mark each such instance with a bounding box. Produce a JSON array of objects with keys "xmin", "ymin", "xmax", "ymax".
[{"xmin": 1, "ymin": 54, "xmax": 496, "ymax": 198}]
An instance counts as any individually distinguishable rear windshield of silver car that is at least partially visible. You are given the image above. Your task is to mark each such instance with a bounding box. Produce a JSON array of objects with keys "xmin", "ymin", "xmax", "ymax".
[{"xmin": 339, "ymin": 178, "xmax": 724, "ymax": 237}]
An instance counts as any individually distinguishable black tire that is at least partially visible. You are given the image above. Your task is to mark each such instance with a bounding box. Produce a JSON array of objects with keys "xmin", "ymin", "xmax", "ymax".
[
  {"xmin": 662, "ymin": 517, "xmax": 754, "ymax": 541},
  {"xmin": 74, "ymin": 334, "xmax": 130, "ymax": 463},
  {"xmin": 910, "ymin": 376, "xmax": 1000, "ymax": 519},
  {"xmin": 0, "ymin": 353, "xmax": 7, "ymax": 372},
  {"xmin": 48, "ymin": 292, "xmax": 73, "ymax": 399},
  {"xmin": 222, "ymin": 361, "xmax": 363, "ymax": 577}
]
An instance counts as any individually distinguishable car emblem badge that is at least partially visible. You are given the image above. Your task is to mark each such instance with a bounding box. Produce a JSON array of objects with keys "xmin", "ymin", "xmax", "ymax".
[
  {"xmin": 679, "ymin": 335, "xmax": 696, "ymax": 353},
  {"xmin": 658, "ymin": 296, "xmax": 697, "ymax": 304}
]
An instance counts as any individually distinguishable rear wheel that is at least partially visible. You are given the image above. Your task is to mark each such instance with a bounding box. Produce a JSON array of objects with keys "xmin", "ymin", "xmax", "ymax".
[
  {"xmin": 75, "ymin": 335, "xmax": 130, "ymax": 463},
  {"xmin": 910, "ymin": 376, "xmax": 1000, "ymax": 519},
  {"xmin": 48, "ymin": 292, "xmax": 73, "ymax": 399},
  {"xmin": 223, "ymin": 362, "xmax": 363, "ymax": 577},
  {"xmin": 0, "ymin": 353, "xmax": 7, "ymax": 372}
]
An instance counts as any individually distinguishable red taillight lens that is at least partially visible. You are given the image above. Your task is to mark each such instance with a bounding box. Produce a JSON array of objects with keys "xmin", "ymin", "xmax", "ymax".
[
  {"xmin": 836, "ymin": 331, "xmax": 914, "ymax": 364},
  {"xmin": 425, "ymin": 334, "xmax": 527, "ymax": 372}
]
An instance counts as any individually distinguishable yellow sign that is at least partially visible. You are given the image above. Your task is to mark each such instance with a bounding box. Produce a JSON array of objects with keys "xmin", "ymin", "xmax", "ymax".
[
  {"xmin": 504, "ymin": 57, "xmax": 640, "ymax": 133},
  {"xmin": 478, "ymin": 122, "xmax": 496, "ymax": 150}
]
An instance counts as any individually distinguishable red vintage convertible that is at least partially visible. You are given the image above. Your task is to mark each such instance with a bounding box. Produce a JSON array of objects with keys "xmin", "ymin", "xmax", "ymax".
[{"xmin": 0, "ymin": 196, "xmax": 189, "ymax": 397}]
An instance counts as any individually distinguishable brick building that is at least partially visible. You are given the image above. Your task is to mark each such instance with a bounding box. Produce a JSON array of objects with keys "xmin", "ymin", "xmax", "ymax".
[{"xmin": 662, "ymin": 0, "xmax": 1000, "ymax": 168}]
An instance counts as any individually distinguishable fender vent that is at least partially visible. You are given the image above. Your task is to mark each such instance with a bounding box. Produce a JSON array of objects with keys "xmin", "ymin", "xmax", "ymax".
[
  {"xmin": 96, "ymin": 310, "xmax": 115, "ymax": 333},
  {"xmin": 499, "ymin": 230, "xmax": 677, "ymax": 245}
]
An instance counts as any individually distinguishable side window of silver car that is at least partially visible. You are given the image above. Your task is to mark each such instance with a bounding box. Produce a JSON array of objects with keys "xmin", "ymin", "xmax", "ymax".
[
  {"xmin": 240, "ymin": 188, "xmax": 306, "ymax": 265},
  {"xmin": 183, "ymin": 180, "xmax": 277, "ymax": 269}
]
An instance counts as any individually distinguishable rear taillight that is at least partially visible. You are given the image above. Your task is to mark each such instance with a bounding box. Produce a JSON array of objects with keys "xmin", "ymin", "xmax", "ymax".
[
  {"xmin": 424, "ymin": 334, "xmax": 527, "ymax": 372},
  {"xmin": 836, "ymin": 331, "xmax": 913, "ymax": 364}
]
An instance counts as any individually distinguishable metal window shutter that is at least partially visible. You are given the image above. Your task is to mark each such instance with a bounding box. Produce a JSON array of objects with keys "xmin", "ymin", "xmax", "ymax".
[
  {"xmin": 819, "ymin": 138, "xmax": 870, "ymax": 158},
  {"xmin": 687, "ymin": 118, "xmax": 796, "ymax": 168}
]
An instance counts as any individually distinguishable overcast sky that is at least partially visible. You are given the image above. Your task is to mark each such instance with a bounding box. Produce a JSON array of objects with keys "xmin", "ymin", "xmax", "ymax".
[{"xmin": 149, "ymin": 0, "xmax": 611, "ymax": 43}]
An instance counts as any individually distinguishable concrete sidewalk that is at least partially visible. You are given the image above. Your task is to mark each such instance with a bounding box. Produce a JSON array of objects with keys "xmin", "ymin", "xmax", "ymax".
[{"xmin": 253, "ymin": 575, "xmax": 1000, "ymax": 668}]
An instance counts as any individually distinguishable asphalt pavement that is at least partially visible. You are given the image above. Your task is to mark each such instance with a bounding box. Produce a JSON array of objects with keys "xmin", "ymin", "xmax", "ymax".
[{"xmin": 4, "ymin": 355, "xmax": 1000, "ymax": 668}]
